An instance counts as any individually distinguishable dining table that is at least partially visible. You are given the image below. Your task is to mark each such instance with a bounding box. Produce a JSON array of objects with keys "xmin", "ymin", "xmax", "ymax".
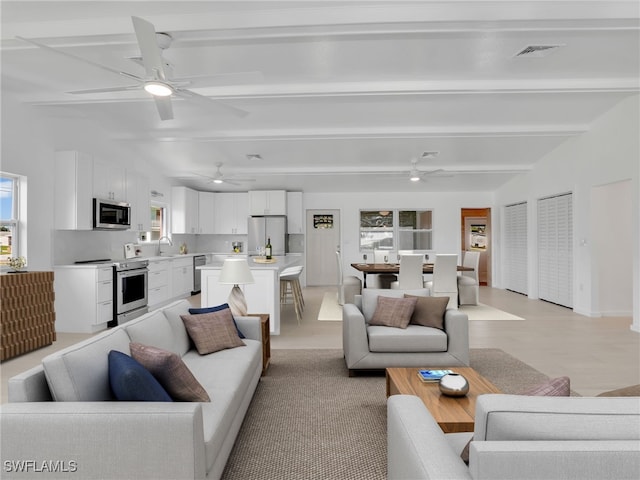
[{"xmin": 350, "ymin": 262, "xmax": 474, "ymax": 288}]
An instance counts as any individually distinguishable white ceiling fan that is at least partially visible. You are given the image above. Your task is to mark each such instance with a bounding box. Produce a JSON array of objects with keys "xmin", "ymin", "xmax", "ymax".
[
  {"xmin": 193, "ymin": 162, "xmax": 256, "ymax": 186},
  {"xmin": 406, "ymin": 153, "xmax": 452, "ymax": 182},
  {"xmin": 17, "ymin": 16, "xmax": 262, "ymax": 121}
]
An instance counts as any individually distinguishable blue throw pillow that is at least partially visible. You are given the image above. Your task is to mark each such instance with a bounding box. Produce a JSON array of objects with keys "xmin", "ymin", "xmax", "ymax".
[
  {"xmin": 108, "ymin": 350, "xmax": 172, "ymax": 402},
  {"xmin": 189, "ymin": 303, "xmax": 246, "ymax": 339}
]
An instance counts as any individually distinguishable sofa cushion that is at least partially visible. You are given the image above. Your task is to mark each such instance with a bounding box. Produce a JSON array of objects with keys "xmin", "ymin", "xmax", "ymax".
[
  {"xmin": 108, "ymin": 350, "xmax": 173, "ymax": 402},
  {"xmin": 462, "ymin": 377, "xmax": 572, "ymax": 463},
  {"xmin": 189, "ymin": 303, "xmax": 245, "ymax": 339},
  {"xmin": 367, "ymin": 324, "xmax": 447, "ymax": 353},
  {"xmin": 361, "ymin": 288, "xmax": 429, "ymax": 322},
  {"xmin": 125, "ymin": 310, "xmax": 180, "ymax": 355},
  {"xmin": 474, "ymin": 394, "xmax": 640, "ymax": 443},
  {"xmin": 405, "ymin": 294, "xmax": 448, "ymax": 329},
  {"xmin": 42, "ymin": 328, "xmax": 131, "ymax": 401},
  {"xmin": 369, "ymin": 296, "xmax": 417, "ymax": 329},
  {"xmin": 181, "ymin": 309, "xmax": 246, "ymax": 355},
  {"xmin": 159, "ymin": 300, "xmax": 193, "ymax": 356},
  {"xmin": 129, "ymin": 342, "xmax": 210, "ymax": 402}
]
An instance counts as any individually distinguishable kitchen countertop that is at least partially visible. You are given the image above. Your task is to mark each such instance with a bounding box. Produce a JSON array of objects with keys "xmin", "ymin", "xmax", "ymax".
[
  {"xmin": 199, "ymin": 255, "xmax": 300, "ymax": 271},
  {"xmin": 55, "ymin": 252, "xmax": 301, "ymax": 268}
]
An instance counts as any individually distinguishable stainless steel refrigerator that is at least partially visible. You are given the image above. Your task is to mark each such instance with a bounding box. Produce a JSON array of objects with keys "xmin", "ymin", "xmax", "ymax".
[{"xmin": 247, "ymin": 216, "xmax": 287, "ymax": 256}]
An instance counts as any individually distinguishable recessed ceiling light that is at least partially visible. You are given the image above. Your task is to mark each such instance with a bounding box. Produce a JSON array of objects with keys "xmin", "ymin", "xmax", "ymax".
[
  {"xmin": 144, "ymin": 81, "xmax": 173, "ymax": 97},
  {"xmin": 246, "ymin": 154, "xmax": 262, "ymax": 161}
]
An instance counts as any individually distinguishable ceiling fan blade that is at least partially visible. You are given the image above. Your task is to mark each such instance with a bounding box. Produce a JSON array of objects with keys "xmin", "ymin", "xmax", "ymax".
[
  {"xmin": 172, "ymin": 71, "xmax": 264, "ymax": 88},
  {"xmin": 131, "ymin": 16, "xmax": 167, "ymax": 80},
  {"xmin": 17, "ymin": 36, "xmax": 143, "ymax": 83},
  {"xmin": 154, "ymin": 96, "xmax": 174, "ymax": 121},
  {"xmin": 67, "ymin": 85, "xmax": 141, "ymax": 95},
  {"xmin": 221, "ymin": 179, "xmax": 241, "ymax": 186},
  {"xmin": 173, "ymin": 88, "xmax": 249, "ymax": 118}
]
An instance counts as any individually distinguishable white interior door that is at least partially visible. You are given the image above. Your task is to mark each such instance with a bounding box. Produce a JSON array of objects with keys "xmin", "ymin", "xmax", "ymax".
[
  {"xmin": 504, "ymin": 202, "xmax": 528, "ymax": 295},
  {"xmin": 306, "ymin": 210, "xmax": 340, "ymax": 286},
  {"xmin": 538, "ymin": 193, "xmax": 573, "ymax": 307}
]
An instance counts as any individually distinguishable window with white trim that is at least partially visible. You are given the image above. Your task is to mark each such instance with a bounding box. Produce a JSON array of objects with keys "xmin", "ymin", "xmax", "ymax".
[
  {"xmin": 0, "ymin": 173, "xmax": 21, "ymax": 265},
  {"xmin": 359, "ymin": 209, "xmax": 433, "ymax": 252}
]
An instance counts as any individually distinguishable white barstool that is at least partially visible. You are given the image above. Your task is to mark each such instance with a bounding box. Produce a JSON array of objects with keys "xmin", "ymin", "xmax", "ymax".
[{"xmin": 280, "ymin": 266, "xmax": 304, "ymax": 324}]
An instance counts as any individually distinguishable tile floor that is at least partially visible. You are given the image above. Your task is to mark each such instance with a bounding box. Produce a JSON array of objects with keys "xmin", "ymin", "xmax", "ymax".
[{"xmin": 2, "ymin": 286, "xmax": 638, "ymax": 402}]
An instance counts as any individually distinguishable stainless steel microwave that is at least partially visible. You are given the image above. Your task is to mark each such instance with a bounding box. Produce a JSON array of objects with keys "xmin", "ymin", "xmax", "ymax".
[{"xmin": 93, "ymin": 198, "xmax": 131, "ymax": 230}]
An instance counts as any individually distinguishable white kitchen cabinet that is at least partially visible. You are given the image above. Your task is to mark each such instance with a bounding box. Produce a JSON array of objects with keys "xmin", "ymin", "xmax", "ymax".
[
  {"xmin": 54, "ymin": 150, "xmax": 94, "ymax": 230},
  {"xmin": 171, "ymin": 257, "xmax": 193, "ymax": 298},
  {"xmin": 214, "ymin": 192, "xmax": 249, "ymax": 234},
  {"xmin": 287, "ymin": 191, "xmax": 304, "ymax": 233},
  {"xmin": 93, "ymin": 159, "xmax": 126, "ymax": 202},
  {"xmin": 148, "ymin": 259, "xmax": 170, "ymax": 308},
  {"xmin": 172, "ymin": 186, "xmax": 199, "ymax": 234},
  {"xmin": 198, "ymin": 191, "xmax": 216, "ymax": 234},
  {"xmin": 54, "ymin": 266, "xmax": 114, "ymax": 333},
  {"xmin": 126, "ymin": 171, "xmax": 151, "ymax": 232},
  {"xmin": 249, "ymin": 190, "xmax": 287, "ymax": 215}
]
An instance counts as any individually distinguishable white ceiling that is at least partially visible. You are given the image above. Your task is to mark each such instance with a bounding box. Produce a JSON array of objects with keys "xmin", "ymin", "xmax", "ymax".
[{"xmin": 2, "ymin": 1, "xmax": 639, "ymax": 192}]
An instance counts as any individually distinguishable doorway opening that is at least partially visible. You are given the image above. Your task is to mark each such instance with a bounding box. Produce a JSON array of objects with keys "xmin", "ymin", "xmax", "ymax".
[{"xmin": 460, "ymin": 208, "xmax": 491, "ymax": 286}]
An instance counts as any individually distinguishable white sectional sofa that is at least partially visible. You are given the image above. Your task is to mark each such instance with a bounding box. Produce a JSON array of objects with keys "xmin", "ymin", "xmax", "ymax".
[
  {"xmin": 1, "ymin": 300, "xmax": 263, "ymax": 480},
  {"xmin": 388, "ymin": 394, "xmax": 640, "ymax": 480}
]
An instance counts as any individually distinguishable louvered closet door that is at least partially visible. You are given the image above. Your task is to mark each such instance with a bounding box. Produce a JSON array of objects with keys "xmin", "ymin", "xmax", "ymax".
[
  {"xmin": 504, "ymin": 202, "xmax": 528, "ymax": 294},
  {"xmin": 537, "ymin": 193, "xmax": 573, "ymax": 307}
]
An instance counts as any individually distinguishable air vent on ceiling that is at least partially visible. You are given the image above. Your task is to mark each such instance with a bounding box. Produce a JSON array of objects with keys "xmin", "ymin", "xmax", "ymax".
[{"xmin": 514, "ymin": 45, "xmax": 563, "ymax": 58}]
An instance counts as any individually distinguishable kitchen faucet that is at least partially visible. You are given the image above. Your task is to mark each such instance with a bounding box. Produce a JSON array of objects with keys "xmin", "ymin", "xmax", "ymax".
[{"xmin": 158, "ymin": 235, "xmax": 173, "ymax": 255}]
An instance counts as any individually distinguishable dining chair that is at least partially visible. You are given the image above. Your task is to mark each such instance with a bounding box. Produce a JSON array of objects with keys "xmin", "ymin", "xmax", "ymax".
[
  {"xmin": 336, "ymin": 250, "xmax": 362, "ymax": 305},
  {"xmin": 390, "ymin": 254, "xmax": 424, "ymax": 289},
  {"xmin": 368, "ymin": 249, "xmax": 397, "ymax": 289},
  {"xmin": 458, "ymin": 250, "xmax": 480, "ymax": 305},
  {"xmin": 424, "ymin": 254, "xmax": 459, "ymax": 309}
]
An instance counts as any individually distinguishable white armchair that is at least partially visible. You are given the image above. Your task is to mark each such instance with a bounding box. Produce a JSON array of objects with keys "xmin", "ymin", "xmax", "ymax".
[{"xmin": 342, "ymin": 288, "xmax": 469, "ymax": 375}]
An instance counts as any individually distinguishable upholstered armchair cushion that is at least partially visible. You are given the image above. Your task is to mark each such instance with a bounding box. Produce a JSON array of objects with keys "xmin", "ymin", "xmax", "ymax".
[
  {"xmin": 361, "ymin": 288, "xmax": 429, "ymax": 322},
  {"xmin": 367, "ymin": 325, "xmax": 447, "ymax": 353},
  {"xmin": 369, "ymin": 296, "xmax": 418, "ymax": 328}
]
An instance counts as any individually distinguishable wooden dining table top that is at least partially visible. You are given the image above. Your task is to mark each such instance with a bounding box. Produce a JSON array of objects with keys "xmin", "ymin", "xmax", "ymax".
[{"xmin": 350, "ymin": 262, "xmax": 474, "ymax": 274}]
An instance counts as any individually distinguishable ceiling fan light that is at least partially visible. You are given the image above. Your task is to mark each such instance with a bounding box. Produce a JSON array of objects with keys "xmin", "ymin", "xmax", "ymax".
[
  {"xmin": 410, "ymin": 171, "xmax": 421, "ymax": 182},
  {"xmin": 144, "ymin": 81, "xmax": 173, "ymax": 97},
  {"xmin": 213, "ymin": 178, "xmax": 224, "ymax": 184}
]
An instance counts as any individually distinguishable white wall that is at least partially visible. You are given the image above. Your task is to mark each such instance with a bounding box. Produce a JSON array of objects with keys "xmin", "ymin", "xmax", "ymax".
[
  {"xmin": 1, "ymin": 98, "xmax": 175, "ymax": 267},
  {"xmin": 591, "ymin": 180, "xmax": 633, "ymax": 316},
  {"xmin": 494, "ymin": 95, "xmax": 639, "ymax": 331},
  {"xmin": 304, "ymin": 191, "xmax": 494, "ymax": 273}
]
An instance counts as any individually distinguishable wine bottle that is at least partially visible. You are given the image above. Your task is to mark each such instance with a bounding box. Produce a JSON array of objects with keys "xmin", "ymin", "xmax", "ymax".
[{"xmin": 265, "ymin": 237, "xmax": 272, "ymax": 260}]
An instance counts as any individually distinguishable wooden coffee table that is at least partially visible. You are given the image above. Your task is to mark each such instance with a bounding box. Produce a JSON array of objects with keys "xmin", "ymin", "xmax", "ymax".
[{"xmin": 386, "ymin": 367, "xmax": 501, "ymax": 433}]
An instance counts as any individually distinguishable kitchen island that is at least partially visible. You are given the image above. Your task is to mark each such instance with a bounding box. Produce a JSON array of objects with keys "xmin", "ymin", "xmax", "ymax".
[{"xmin": 199, "ymin": 255, "xmax": 301, "ymax": 335}]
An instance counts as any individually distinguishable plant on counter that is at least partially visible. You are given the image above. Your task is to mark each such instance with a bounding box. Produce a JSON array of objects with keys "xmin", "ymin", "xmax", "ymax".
[{"xmin": 7, "ymin": 256, "xmax": 27, "ymax": 272}]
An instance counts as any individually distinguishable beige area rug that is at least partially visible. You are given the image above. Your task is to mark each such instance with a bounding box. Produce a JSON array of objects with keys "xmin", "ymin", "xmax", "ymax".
[
  {"xmin": 317, "ymin": 291, "xmax": 342, "ymax": 321},
  {"xmin": 459, "ymin": 303, "xmax": 524, "ymax": 321},
  {"xmin": 221, "ymin": 348, "xmax": 555, "ymax": 480}
]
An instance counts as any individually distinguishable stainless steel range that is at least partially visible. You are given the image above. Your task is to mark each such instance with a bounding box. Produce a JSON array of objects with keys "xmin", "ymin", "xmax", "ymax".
[{"xmin": 112, "ymin": 259, "xmax": 149, "ymax": 327}]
